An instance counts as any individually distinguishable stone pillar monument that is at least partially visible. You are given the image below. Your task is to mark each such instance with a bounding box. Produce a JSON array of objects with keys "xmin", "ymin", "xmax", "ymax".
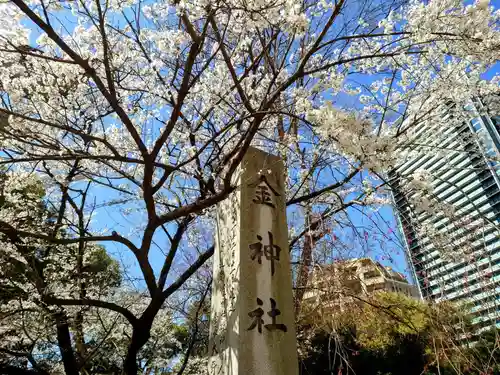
[{"xmin": 208, "ymin": 147, "xmax": 299, "ymax": 375}]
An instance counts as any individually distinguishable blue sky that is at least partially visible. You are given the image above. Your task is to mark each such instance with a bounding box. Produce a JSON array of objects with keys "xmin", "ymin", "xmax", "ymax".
[
  {"xmin": 79, "ymin": 0, "xmax": 500, "ymax": 288},
  {"xmin": 13, "ymin": 0, "xmax": 500, "ymax": 288}
]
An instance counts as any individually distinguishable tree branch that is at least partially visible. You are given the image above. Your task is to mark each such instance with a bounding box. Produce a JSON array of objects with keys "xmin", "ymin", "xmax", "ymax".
[
  {"xmin": 10, "ymin": 0, "xmax": 148, "ymax": 157},
  {"xmin": 44, "ymin": 296, "xmax": 138, "ymax": 327},
  {"xmin": 287, "ymin": 168, "xmax": 359, "ymax": 206},
  {"xmin": 162, "ymin": 245, "xmax": 214, "ymax": 298},
  {"xmin": 0, "ymin": 219, "xmax": 139, "ymax": 253},
  {"xmin": 158, "ymin": 219, "xmax": 191, "ymax": 292}
]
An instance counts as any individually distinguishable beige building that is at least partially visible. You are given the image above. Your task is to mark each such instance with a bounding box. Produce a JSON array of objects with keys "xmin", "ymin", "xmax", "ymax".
[{"xmin": 301, "ymin": 258, "xmax": 420, "ymax": 315}]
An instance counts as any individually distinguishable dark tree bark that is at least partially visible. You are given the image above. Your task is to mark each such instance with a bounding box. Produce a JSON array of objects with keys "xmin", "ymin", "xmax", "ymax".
[
  {"xmin": 54, "ymin": 312, "xmax": 79, "ymax": 375},
  {"xmin": 123, "ymin": 297, "xmax": 164, "ymax": 375},
  {"xmin": 0, "ymin": 365, "xmax": 40, "ymax": 375},
  {"xmin": 123, "ymin": 326, "xmax": 151, "ymax": 375}
]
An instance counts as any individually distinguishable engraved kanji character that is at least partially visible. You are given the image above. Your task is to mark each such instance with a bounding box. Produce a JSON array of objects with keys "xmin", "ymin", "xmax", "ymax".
[
  {"xmin": 247, "ymin": 298, "xmax": 265, "ymax": 333},
  {"xmin": 253, "ymin": 185, "xmax": 275, "ymax": 208},
  {"xmin": 263, "ymin": 232, "xmax": 281, "ymax": 276},
  {"xmin": 265, "ymin": 298, "xmax": 287, "ymax": 332},
  {"xmin": 249, "ymin": 235, "xmax": 264, "ymax": 264},
  {"xmin": 249, "ymin": 231, "xmax": 281, "ymax": 276},
  {"xmin": 250, "ymin": 175, "xmax": 280, "ymax": 208},
  {"xmin": 210, "ymin": 342, "xmax": 218, "ymax": 355}
]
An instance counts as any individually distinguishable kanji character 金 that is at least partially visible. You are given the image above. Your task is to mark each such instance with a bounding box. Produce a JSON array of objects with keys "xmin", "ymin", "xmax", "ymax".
[
  {"xmin": 253, "ymin": 184, "xmax": 275, "ymax": 208},
  {"xmin": 251, "ymin": 175, "xmax": 280, "ymax": 208}
]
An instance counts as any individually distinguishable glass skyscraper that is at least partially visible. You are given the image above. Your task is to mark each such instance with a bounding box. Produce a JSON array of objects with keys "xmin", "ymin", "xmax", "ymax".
[{"xmin": 390, "ymin": 97, "xmax": 500, "ymax": 333}]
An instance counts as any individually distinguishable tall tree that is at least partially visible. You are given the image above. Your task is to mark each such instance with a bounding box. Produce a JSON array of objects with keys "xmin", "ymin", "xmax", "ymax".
[
  {"xmin": 0, "ymin": 0, "xmax": 499, "ymax": 373},
  {"xmin": 0, "ymin": 172, "xmax": 184, "ymax": 374}
]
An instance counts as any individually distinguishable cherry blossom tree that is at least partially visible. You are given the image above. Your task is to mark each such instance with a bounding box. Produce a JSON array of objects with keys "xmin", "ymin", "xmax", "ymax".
[
  {"xmin": 0, "ymin": 0, "xmax": 499, "ymax": 373},
  {"xmin": 0, "ymin": 172, "xmax": 187, "ymax": 374}
]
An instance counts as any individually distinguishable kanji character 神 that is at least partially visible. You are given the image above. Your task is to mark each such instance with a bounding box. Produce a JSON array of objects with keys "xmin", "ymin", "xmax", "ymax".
[{"xmin": 249, "ymin": 231, "xmax": 281, "ymax": 276}]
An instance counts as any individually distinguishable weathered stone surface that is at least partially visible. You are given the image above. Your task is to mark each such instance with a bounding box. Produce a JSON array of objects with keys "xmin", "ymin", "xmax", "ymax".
[{"xmin": 208, "ymin": 147, "xmax": 298, "ymax": 375}]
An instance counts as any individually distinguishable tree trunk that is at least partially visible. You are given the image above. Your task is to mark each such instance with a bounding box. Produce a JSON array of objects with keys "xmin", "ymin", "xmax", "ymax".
[
  {"xmin": 54, "ymin": 312, "xmax": 79, "ymax": 375},
  {"xmin": 294, "ymin": 229, "xmax": 313, "ymax": 316},
  {"xmin": 123, "ymin": 323, "xmax": 151, "ymax": 375},
  {"xmin": 294, "ymin": 211, "xmax": 327, "ymax": 316},
  {"xmin": 123, "ymin": 298, "xmax": 163, "ymax": 375},
  {"xmin": 74, "ymin": 242, "xmax": 87, "ymax": 361},
  {"xmin": 74, "ymin": 310, "xmax": 86, "ymax": 362},
  {"xmin": 0, "ymin": 365, "xmax": 39, "ymax": 375}
]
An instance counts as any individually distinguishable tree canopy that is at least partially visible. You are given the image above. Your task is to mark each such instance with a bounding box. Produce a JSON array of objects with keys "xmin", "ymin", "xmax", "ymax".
[
  {"xmin": 0, "ymin": 0, "xmax": 499, "ymax": 373},
  {"xmin": 298, "ymin": 291, "xmax": 499, "ymax": 375},
  {"xmin": 0, "ymin": 171, "xmax": 190, "ymax": 374}
]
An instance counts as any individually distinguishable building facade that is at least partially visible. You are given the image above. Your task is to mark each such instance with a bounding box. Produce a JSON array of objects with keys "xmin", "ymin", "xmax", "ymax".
[
  {"xmin": 302, "ymin": 258, "xmax": 419, "ymax": 316},
  {"xmin": 390, "ymin": 97, "xmax": 500, "ymax": 333}
]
